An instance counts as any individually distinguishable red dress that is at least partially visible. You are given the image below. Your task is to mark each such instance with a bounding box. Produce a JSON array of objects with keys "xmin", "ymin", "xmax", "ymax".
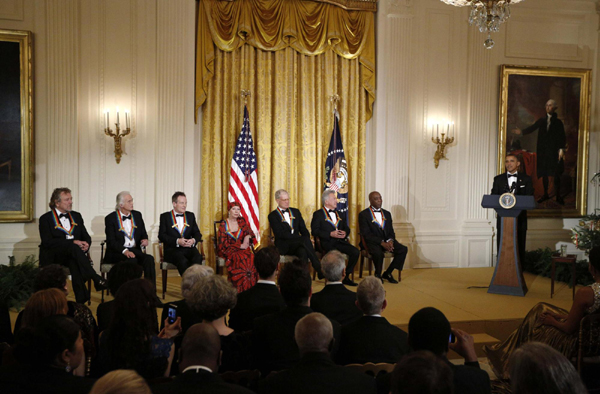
[{"xmin": 218, "ymin": 217, "xmax": 257, "ymax": 292}]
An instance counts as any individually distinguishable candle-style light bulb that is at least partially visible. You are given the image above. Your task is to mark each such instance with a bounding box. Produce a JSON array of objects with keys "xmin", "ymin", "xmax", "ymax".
[
  {"xmin": 116, "ymin": 106, "xmax": 120, "ymax": 126},
  {"xmin": 125, "ymin": 110, "xmax": 130, "ymax": 129}
]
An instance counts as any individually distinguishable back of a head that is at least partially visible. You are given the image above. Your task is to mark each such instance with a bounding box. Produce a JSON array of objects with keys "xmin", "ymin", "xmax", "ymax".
[
  {"xmin": 509, "ymin": 342, "xmax": 587, "ymax": 394},
  {"xmin": 254, "ymin": 246, "xmax": 280, "ymax": 279},
  {"xmin": 34, "ymin": 264, "xmax": 68, "ymax": 292},
  {"xmin": 391, "ymin": 351, "xmax": 454, "ymax": 394},
  {"xmin": 589, "ymin": 246, "xmax": 600, "ymax": 272},
  {"xmin": 181, "ymin": 265, "xmax": 214, "ymax": 299},
  {"xmin": 180, "ymin": 323, "xmax": 221, "ymax": 369},
  {"xmin": 295, "ymin": 312, "xmax": 333, "ymax": 354},
  {"xmin": 109, "ymin": 278, "xmax": 157, "ymax": 335},
  {"xmin": 89, "ymin": 370, "xmax": 151, "ymax": 394},
  {"xmin": 321, "ymin": 250, "xmax": 346, "ymax": 282},
  {"xmin": 186, "ymin": 275, "xmax": 237, "ymax": 321},
  {"xmin": 408, "ymin": 307, "xmax": 451, "ymax": 356},
  {"xmin": 356, "ymin": 276, "xmax": 386, "ymax": 315},
  {"xmin": 278, "ymin": 260, "xmax": 312, "ymax": 306},
  {"xmin": 22, "ymin": 288, "xmax": 68, "ymax": 328},
  {"xmin": 107, "ymin": 262, "xmax": 143, "ymax": 295}
]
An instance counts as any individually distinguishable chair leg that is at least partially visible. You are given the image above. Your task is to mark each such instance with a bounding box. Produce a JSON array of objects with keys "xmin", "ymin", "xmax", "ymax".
[
  {"xmin": 87, "ymin": 279, "xmax": 92, "ymax": 306},
  {"xmin": 359, "ymin": 254, "xmax": 364, "ymax": 278},
  {"xmin": 162, "ymin": 269, "xmax": 167, "ymax": 300}
]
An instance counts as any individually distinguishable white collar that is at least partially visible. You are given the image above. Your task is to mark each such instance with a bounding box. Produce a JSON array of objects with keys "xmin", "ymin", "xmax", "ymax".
[
  {"xmin": 326, "ymin": 282, "xmax": 343, "ymax": 285},
  {"xmin": 119, "ymin": 210, "xmax": 130, "ymax": 217},
  {"xmin": 257, "ymin": 280, "xmax": 276, "ymax": 285},
  {"xmin": 507, "ymin": 171, "xmax": 518, "ymax": 176},
  {"xmin": 182, "ymin": 365, "xmax": 213, "ymax": 374},
  {"xmin": 55, "ymin": 208, "xmax": 69, "ymax": 217},
  {"xmin": 368, "ymin": 314, "xmax": 382, "ymax": 317}
]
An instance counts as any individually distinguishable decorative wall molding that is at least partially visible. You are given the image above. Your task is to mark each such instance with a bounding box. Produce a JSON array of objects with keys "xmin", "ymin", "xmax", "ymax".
[
  {"xmin": 387, "ymin": 0, "xmax": 413, "ymax": 16},
  {"xmin": 0, "ymin": 0, "xmax": 24, "ymax": 21}
]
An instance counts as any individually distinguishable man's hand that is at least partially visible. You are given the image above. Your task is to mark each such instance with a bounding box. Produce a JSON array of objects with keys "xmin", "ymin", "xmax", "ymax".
[
  {"xmin": 381, "ymin": 241, "xmax": 394, "ymax": 252},
  {"xmin": 512, "ymin": 127, "xmax": 522, "ymax": 135},
  {"xmin": 177, "ymin": 238, "xmax": 190, "ymax": 247},
  {"xmin": 558, "ymin": 149, "xmax": 565, "ymax": 161},
  {"xmin": 73, "ymin": 240, "xmax": 89, "ymax": 253},
  {"xmin": 448, "ymin": 328, "xmax": 478, "ymax": 363},
  {"xmin": 124, "ymin": 250, "xmax": 136, "ymax": 259},
  {"xmin": 338, "ymin": 230, "xmax": 347, "ymax": 238},
  {"xmin": 330, "ymin": 230, "xmax": 345, "ymax": 239},
  {"xmin": 140, "ymin": 239, "xmax": 149, "ymax": 248}
]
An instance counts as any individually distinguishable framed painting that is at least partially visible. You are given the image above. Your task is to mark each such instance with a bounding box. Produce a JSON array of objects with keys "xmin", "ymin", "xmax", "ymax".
[
  {"xmin": 0, "ymin": 29, "xmax": 33, "ymax": 222},
  {"xmin": 497, "ymin": 65, "xmax": 591, "ymax": 218}
]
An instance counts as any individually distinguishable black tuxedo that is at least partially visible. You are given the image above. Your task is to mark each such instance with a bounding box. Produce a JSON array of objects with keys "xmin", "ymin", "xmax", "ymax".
[
  {"xmin": 39, "ymin": 209, "xmax": 99, "ymax": 303},
  {"xmin": 251, "ymin": 305, "xmax": 341, "ymax": 375},
  {"xmin": 335, "ymin": 316, "xmax": 409, "ymax": 365},
  {"xmin": 0, "ymin": 364, "xmax": 96, "ymax": 394},
  {"xmin": 268, "ymin": 207, "xmax": 321, "ymax": 273},
  {"xmin": 310, "ymin": 208, "xmax": 359, "ymax": 274},
  {"xmin": 104, "ymin": 210, "xmax": 156, "ymax": 285},
  {"xmin": 152, "ymin": 369, "xmax": 254, "ymax": 394},
  {"xmin": 158, "ymin": 210, "xmax": 203, "ymax": 275},
  {"xmin": 358, "ymin": 207, "xmax": 407, "ymax": 276},
  {"xmin": 259, "ymin": 352, "xmax": 377, "ymax": 394},
  {"xmin": 228, "ymin": 282, "xmax": 286, "ymax": 332},
  {"xmin": 491, "ymin": 172, "xmax": 534, "ymax": 262},
  {"xmin": 311, "ymin": 284, "xmax": 361, "ymax": 326}
]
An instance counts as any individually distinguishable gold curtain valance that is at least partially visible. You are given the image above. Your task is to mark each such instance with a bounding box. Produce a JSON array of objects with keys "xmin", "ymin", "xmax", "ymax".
[{"xmin": 196, "ymin": 0, "xmax": 376, "ymax": 119}]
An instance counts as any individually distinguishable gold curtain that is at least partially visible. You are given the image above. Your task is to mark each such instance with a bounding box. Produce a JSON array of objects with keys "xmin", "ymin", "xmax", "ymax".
[{"xmin": 200, "ymin": 45, "xmax": 367, "ymax": 265}]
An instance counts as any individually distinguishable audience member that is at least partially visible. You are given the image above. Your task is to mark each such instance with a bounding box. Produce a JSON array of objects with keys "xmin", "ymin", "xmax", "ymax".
[
  {"xmin": 0, "ymin": 315, "xmax": 95, "ymax": 393},
  {"xmin": 484, "ymin": 245, "xmax": 600, "ymax": 379},
  {"xmin": 228, "ymin": 246, "xmax": 286, "ymax": 331},
  {"xmin": 390, "ymin": 351, "xmax": 454, "ymax": 394},
  {"xmin": 251, "ymin": 260, "xmax": 340, "ymax": 375},
  {"xmin": 152, "ymin": 323, "xmax": 254, "ymax": 394},
  {"xmin": 96, "ymin": 261, "xmax": 143, "ymax": 333},
  {"xmin": 89, "ymin": 370, "xmax": 151, "ymax": 394},
  {"xmin": 335, "ymin": 276, "xmax": 409, "ymax": 365},
  {"xmin": 509, "ymin": 342, "xmax": 587, "ymax": 394},
  {"xmin": 97, "ymin": 279, "xmax": 181, "ymax": 379},
  {"xmin": 311, "ymin": 250, "xmax": 361, "ymax": 325},
  {"xmin": 20, "ymin": 288, "xmax": 68, "ymax": 329},
  {"xmin": 260, "ymin": 313, "xmax": 376, "ymax": 394},
  {"xmin": 187, "ymin": 274, "xmax": 251, "ymax": 372}
]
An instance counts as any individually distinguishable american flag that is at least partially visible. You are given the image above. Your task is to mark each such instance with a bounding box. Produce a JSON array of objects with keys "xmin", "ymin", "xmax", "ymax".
[
  {"xmin": 228, "ymin": 105, "xmax": 260, "ymax": 242},
  {"xmin": 324, "ymin": 109, "xmax": 349, "ymax": 223}
]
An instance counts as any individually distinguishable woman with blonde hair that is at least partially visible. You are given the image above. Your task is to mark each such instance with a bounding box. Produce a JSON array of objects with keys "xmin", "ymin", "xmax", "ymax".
[{"xmin": 89, "ymin": 370, "xmax": 151, "ymax": 394}]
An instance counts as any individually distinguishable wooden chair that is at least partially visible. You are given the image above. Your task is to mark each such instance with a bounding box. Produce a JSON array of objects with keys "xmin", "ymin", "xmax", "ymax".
[
  {"xmin": 213, "ymin": 220, "xmax": 226, "ymax": 275},
  {"xmin": 38, "ymin": 245, "xmax": 93, "ymax": 305},
  {"xmin": 577, "ymin": 312, "xmax": 600, "ymax": 373},
  {"xmin": 220, "ymin": 369, "xmax": 261, "ymax": 391},
  {"xmin": 344, "ymin": 362, "xmax": 395, "ymax": 378},
  {"xmin": 313, "ymin": 236, "xmax": 350, "ymax": 280},
  {"xmin": 268, "ymin": 230, "xmax": 306, "ymax": 274},
  {"xmin": 99, "ymin": 241, "xmax": 113, "ymax": 303},
  {"xmin": 158, "ymin": 240, "xmax": 204, "ymax": 299},
  {"xmin": 358, "ymin": 234, "xmax": 394, "ymax": 278}
]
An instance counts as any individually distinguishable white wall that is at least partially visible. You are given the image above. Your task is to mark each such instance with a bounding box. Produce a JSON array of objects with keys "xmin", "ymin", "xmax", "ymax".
[
  {"xmin": 369, "ymin": 0, "xmax": 600, "ymax": 268},
  {"xmin": 0, "ymin": 0, "xmax": 598, "ymax": 269}
]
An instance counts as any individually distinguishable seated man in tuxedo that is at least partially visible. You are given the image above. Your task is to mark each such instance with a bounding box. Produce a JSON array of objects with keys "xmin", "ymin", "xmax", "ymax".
[
  {"xmin": 311, "ymin": 190, "xmax": 359, "ymax": 286},
  {"xmin": 268, "ymin": 189, "xmax": 322, "ymax": 278},
  {"xmin": 39, "ymin": 188, "xmax": 106, "ymax": 304},
  {"xmin": 358, "ymin": 191, "xmax": 408, "ymax": 283},
  {"xmin": 228, "ymin": 246, "xmax": 285, "ymax": 332},
  {"xmin": 158, "ymin": 191, "xmax": 203, "ymax": 275},
  {"xmin": 104, "ymin": 191, "xmax": 156, "ymax": 287},
  {"xmin": 335, "ymin": 276, "xmax": 409, "ymax": 365},
  {"xmin": 491, "ymin": 154, "xmax": 534, "ymax": 262},
  {"xmin": 311, "ymin": 250, "xmax": 361, "ymax": 326},
  {"xmin": 260, "ymin": 313, "xmax": 376, "ymax": 394},
  {"xmin": 152, "ymin": 323, "xmax": 253, "ymax": 394},
  {"xmin": 251, "ymin": 260, "xmax": 340, "ymax": 375}
]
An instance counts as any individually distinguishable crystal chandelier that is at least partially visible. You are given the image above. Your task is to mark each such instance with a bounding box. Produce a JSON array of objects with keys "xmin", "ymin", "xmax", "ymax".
[{"xmin": 439, "ymin": 0, "xmax": 525, "ymax": 49}]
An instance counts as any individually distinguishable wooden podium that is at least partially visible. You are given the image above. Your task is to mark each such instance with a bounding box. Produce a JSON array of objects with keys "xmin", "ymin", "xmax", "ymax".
[{"xmin": 482, "ymin": 194, "xmax": 536, "ymax": 297}]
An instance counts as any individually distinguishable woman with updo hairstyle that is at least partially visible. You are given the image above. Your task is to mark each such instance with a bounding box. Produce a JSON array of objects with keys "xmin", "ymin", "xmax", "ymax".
[{"xmin": 217, "ymin": 201, "xmax": 258, "ymax": 292}]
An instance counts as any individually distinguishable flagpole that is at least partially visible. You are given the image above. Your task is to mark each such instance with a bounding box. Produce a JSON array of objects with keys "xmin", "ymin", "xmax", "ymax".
[
  {"xmin": 241, "ymin": 90, "xmax": 251, "ymax": 181},
  {"xmin": 330, "ymin": 94, "xmax": 340, "ymax": 175}
]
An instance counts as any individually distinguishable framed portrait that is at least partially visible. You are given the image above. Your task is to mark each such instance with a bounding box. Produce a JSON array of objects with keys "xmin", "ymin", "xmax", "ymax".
[
  {"xmin": 498, "ymin": 65, "xmax": 591, "ymax": 218},
  {"xmin": 0, "ymin": 29, "xmax": 33, "ymax": 222}
]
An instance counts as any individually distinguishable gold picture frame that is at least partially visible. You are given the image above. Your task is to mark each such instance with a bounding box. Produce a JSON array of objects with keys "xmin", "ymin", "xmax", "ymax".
[
  {"xmin": 0, "ymin": 29, "xmax": 33, "ymax": 222},
  {"xmin": 498, "ymin": 65, "xmax": 591, "ymax": 218}
]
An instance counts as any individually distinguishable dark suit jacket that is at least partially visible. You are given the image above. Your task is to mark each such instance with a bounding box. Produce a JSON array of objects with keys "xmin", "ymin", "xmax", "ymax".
[
  {"xmin": 311, "ymin": 208, "xmax": 352, "ymax": 250},
  {"xmin": 521, "ymin": 113, "xmax": 566, "ymax": 176},
  {"xmin": 96, "ymin": 300, "xmax": 115, "ymax": 333},
  {"xmin": 335, "ymin": 316, "xmax": 409, "ymax": 365},
  {"xmin": 228, "ymin": 282, "xmax": 286, "ymax": 332},
  {"xmin": 358, "ymin": 207, "xmax": 395, "ymax": 246},
  {"xmin": 158, "ymin": 210, "xmax": 202, "ymax": 250},
  {"xmin": 251, "ymin": 305, "xmax": 341, "ymax": 374},
  {"xmin": 268, "ymin": 207, "xmax": 311, "ymax": 247},
  {"xmin": 39, "ymin": 210, "xmax": 91, "ymax": 265},
  {"xmin": 491, "ymin": 172, "xmax": 534, "ymax": 226},
  {"xmin": 152, "ymin": 369, "xmax": 254, "ymax": 394},
  {"xmin": 0, "ymin": 364, "xmax": 96, "ymax": 394},
  {"xmin": 311, "ymin": 284, "xmax": 361, "ymax": 326},
  {"xmin": 104, "ymin": 210, "xmax": 149, "ymax": 264},
  {"xmin": 259, "ymin": 352, "xmax": 376, "ymax": 394}
]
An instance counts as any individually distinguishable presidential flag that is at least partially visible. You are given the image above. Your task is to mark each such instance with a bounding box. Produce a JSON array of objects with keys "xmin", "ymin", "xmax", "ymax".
[
  {"xmin": 324, "ymin": 109, "xmax": 349, "ymax": 223},
  {"xmin": 228, "ymin": 105, "xmax": 260, "ymax": 242}
]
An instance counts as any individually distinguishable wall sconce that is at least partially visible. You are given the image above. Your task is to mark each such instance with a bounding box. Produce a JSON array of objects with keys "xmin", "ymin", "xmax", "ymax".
[
  {"xmin": 430, "ymin": 120, "xmax": 455, "ymax": 169},
  {"xmin": 104, "ymin": 107, "xmax": 131, "ymax": 164}
]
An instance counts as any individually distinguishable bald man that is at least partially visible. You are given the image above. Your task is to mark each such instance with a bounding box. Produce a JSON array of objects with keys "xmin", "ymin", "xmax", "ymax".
[
  {"xmin": 358, "ymin": 192, "xmax": 407, "ymax": 283},
  {"xmin": 152, "ymin": 323, "xmax": 253, "ymax": 394}
]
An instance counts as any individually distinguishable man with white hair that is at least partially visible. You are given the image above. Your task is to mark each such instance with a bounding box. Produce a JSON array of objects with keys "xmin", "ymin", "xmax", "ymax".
[
  {"xmin": 104, "ymin": 191, "xmax": 156, "ymax": 286},
  {"xmin": 311, "ymin": 250, "xmax": 361, "ymax": 325},
  {"xmin": 513, "ymin": 98, "xmax": 567, "ymax": 205},
  {"xmin": 260, "ymin": 312, "xmax": 376, "ymax": 394},
  {"xmin": 311, "ymin": 189, "xmax": 359, "ymax": 286},
  {"xmin": 335, "ymin": 276, "xmax": 409, "ymax": 365}
]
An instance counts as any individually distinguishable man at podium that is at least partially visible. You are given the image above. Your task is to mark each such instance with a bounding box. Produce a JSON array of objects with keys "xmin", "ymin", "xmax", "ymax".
[{"xmin": 491, "ymin": 153, "xmax": 534, "ymax": 261}]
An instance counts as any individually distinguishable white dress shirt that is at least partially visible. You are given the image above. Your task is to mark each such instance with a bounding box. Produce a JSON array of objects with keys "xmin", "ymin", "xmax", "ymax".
[
  {"xmin": 55, "ymin": 208, "xmax": 73, "ymax": 239},
  {"xmin": 280, "ymin": 207, "xmax": 293, "ymax": 234},
  {"xmin": 119, "ymin": 210, "xmax": 136, "ymax": 252},
  {"xmin": 507, "ymin": 171, "xmax": 518, "ymax": 190},
  {"xmin": 371, "ymin": 207, "xmax": 383, "ymax": 226}
]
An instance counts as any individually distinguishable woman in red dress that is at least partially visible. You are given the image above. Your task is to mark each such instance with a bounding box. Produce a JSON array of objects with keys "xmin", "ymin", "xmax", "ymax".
[{"xmin": 217, "ymin": 202, "xmax": 258, "ymax": 292}]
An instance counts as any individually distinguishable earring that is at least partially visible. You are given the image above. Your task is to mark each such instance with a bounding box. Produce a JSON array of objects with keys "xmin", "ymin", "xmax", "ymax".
[{"xmin": 65, "ymin": 362, "xmax": 71, "ymax": 373}]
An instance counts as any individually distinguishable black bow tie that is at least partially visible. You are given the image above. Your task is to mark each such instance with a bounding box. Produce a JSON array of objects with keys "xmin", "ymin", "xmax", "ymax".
[
  {"xmin": 59, "ymin": 213, "xmax": 69, "ymax": 219},
  {"xmin": 508, "ymin": 174, "xmax": 518, "ymax": 178},
  {"xmin": 328, "ymin": 209, "xmax": 336, "ymax": 213},
  {"xmin": 372, "ymin": 208, "xmax": 381, "ymax": 212},
  {"xmin": 176, "ymin": 214, "xmax": 184, "ymax": 218},
  {"xmin": 122, "ymin": 215, "xmax": 131, "ymax": 221},
  {"xmin": 280, "ymin": 209, "xmax": 289, "ymax": 214}
]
